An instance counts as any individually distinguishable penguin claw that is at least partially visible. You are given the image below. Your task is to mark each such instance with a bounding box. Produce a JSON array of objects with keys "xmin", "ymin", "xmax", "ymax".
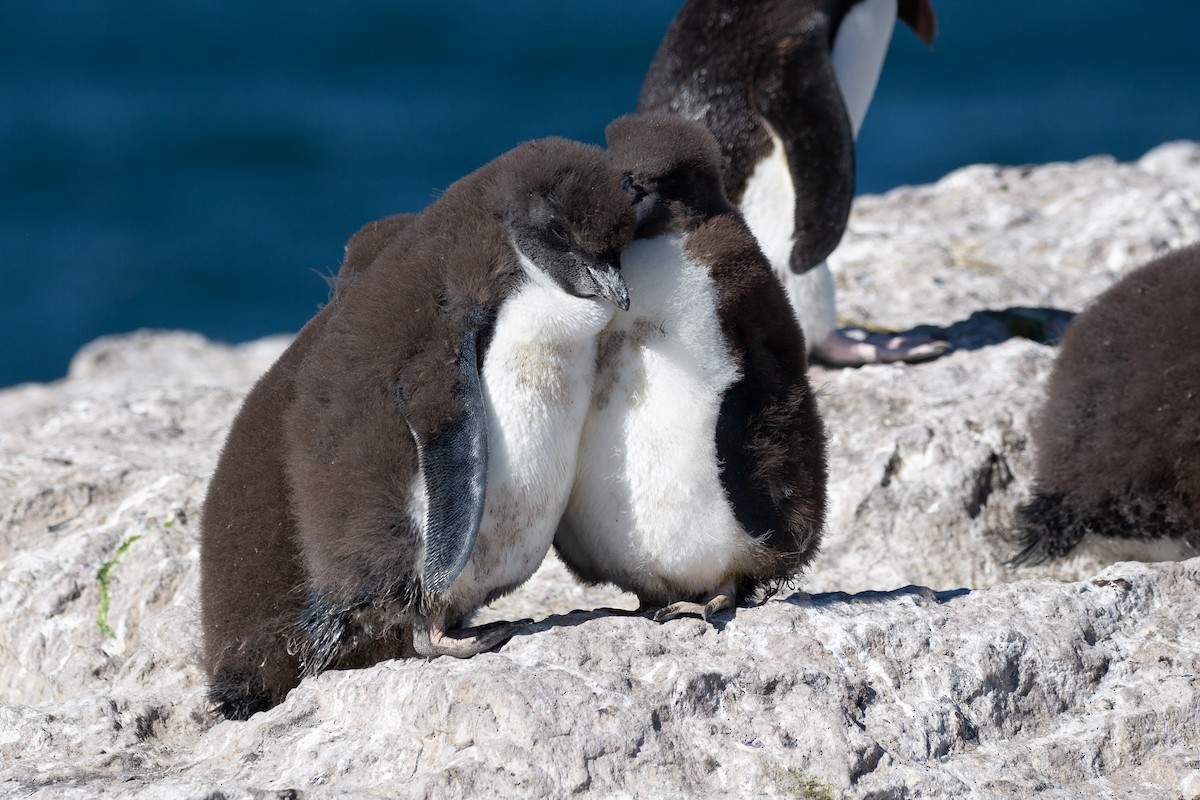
[
  {"xmin": 701, "ymin": 594, "xmax": 735, "ymax": 620},
  {"xmin": 652, "ymin": 593, "xmax": 735, "ymax": 624},
  {"xmin": 412, "ymin": 613, "xmax": 528, "ymax": 659},
  {"xmin": 814, "ymin": 329, "xmax": 951, "ymax": 367},
  {"xmin": 653, "ymin": 602, "xmax": 702, "ymax": 622}
]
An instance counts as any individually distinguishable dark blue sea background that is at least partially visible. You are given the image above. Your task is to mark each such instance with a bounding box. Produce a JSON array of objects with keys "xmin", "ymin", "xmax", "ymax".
[{"xmin": 2, "ymin": 1, "xmax": 1197, "ymax": 387}]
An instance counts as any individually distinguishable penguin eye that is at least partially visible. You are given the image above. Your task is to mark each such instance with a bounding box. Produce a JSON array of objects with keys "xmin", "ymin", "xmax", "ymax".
[{"xmin": 547, "ymin": 224, "xmax": 571, "ymax": 247}]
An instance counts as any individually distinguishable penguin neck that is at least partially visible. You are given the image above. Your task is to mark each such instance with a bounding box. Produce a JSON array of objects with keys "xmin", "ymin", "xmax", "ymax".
[
  {"xmin": 446, "ymin": 250, "xmax": 612, "ymax": 611},
  {"xmin": 506, "ymin": 250, "xmax": 616, "ymax": 342},
  {"xmin": 829, "ymin": 0, "xmax": 897, "ymax": 139}
]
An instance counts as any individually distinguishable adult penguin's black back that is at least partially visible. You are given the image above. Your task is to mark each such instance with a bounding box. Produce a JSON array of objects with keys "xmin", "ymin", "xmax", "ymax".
[
  {"xmin": 640, "ymin": 0, "xmax": 932, "ymax": 271},
  {"xmin": 1012, "ymin": 243, "xmax": 1200, "ymax": 566},
  {"xmin": 641, "ymin": 1, "xmax": 847, "ymax": 270}
]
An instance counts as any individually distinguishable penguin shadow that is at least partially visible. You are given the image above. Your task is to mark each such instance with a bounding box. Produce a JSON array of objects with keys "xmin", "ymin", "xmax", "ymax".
[
  {"xmin": 906, "ymin": 305, "xmax": 1077, "ymax": 354},
  {"xmin": 511, "ymin": 603, "xmax": 742, "ymax": 640},
  {"xmin": 824, "ymin": 306, "xmax": 1075, "ymax": 368},
  {"xmin": 493, "ymin": 586, "xmax": 974, "ymax": 651},
  {"xmin": 780, "ymin": 584, "xmax": 971, "ymax": 609},
  {"xmin": 501, "ymin": 586, "xmax": 974, "ymax": 649}
]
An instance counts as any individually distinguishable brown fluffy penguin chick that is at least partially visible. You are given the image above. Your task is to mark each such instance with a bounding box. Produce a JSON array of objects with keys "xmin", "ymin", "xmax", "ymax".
[
  {"xmin": 200, "ymin": 213, "xmax": 416, "ymax": 721},
  {"xmin": 202, "ymin": 137, "xmax": 636, "ymax": 720},
  {"xmin": 554, "ymin": 113, "xmax": 827, "ymax": 622},
  {"xmin": 1012, "ymin": 243, "xmax": 1200, "ymax": 566}
]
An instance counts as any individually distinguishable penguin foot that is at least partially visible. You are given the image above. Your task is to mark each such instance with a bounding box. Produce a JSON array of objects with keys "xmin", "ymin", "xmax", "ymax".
[
  {"xmin": 412, "ymin": 612, "xmax": 532, "ymax": 659},
  {"xmin": 813, "ymin": 329, "xmax": 950, "ymax": 367},
  {"xmin": 653, "ymin": 592, "xmax": 735, "ymax": 624}
]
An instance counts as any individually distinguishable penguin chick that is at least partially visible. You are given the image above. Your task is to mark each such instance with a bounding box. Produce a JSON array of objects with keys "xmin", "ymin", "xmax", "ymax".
[
  {"xmin": 201, "ymin": 141, "xmax": 634, "ymax": 720},
  {"xmin": 555, "ymin": 113, "xmax": 828, "ymax": 622},
  {"xmin": 273, "ymin": 138, "xmax": 632, "ymax": 704},
  {"xmin": 200, "ymin": 213, "xmax": 417, "ymax": 721},
  {"xmin": 1012, "ymin": 243, "xmax": 1200, "ymax": 566},
  {"xmin": 638, "ymin": 0, "xmax": 946, "ymax": 366}
]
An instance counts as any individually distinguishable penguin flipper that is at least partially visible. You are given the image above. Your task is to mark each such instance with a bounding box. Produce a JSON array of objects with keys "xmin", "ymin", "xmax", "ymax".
[
  {"xmin": 402, "ymin": 317, "xmax": 491, "ymax": 597},
  {"xmin": 756, "ymin": 34, "xmax": 855, "ymax": 273}
]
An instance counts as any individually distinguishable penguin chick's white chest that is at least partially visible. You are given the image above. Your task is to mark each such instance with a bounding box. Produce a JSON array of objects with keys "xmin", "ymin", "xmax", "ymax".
[
  {"xmin": 444, "ymin": 253, "xmax": 614, "ymax": 611},
  {"xmin": 561, "ymin": 234, "xmax": 755, "ymax": 597}
]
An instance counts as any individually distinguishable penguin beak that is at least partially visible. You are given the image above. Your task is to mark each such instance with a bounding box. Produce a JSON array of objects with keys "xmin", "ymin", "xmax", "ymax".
[
  {"xmin": 623, "ymin": 175, "xmax": 666, "ymax": 236},
  {"xmin": 632, "ymin": 192, "xmax": 661, "ymax": 230},
  {"xmin": 585, "ymin": 257, "xmax": 630, "ymax": 312}
]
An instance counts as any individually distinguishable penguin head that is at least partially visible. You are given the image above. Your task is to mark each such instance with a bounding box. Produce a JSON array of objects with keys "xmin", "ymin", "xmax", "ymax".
[
  {"xmin": 494, "ymin": 138, "xmax": 635, "ymax": 311},
  {"xmin": 604, "ymin": 113, "xmax": 732, "ymax": 238}
]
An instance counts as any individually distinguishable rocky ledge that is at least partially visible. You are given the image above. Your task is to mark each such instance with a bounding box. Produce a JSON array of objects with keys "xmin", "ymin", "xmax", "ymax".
[{"xmin": 2, "ymin": 142, "xmax": 1199, "ymax": 799}]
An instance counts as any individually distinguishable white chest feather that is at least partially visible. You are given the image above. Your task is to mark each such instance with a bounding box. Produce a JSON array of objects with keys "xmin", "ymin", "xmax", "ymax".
[
  {"xmin": 561, "ymin": 235, "xmax": 754, "ymax": 595},
  {"xmin": 739, "ymin": 131, "xmax": 795, "ymax": 279},
  {"xmin": 737, "ymin": 133, "xmax": 838, "ymax": 347},
  {"xmin": 447, "ymin": 258, "xmax": 613, "ymax": 609}
]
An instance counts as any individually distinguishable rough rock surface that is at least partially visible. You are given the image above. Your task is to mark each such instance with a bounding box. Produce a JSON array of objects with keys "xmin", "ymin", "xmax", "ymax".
[{"xmin": 2, "ymin": 143, "xmax": 1199, "ymax": 799}]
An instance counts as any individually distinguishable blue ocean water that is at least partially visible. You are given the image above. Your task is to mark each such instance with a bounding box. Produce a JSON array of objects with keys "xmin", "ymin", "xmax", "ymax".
[{"xmin": 1, "ymin": 1, "xmax": 1197, "ymax": 388}]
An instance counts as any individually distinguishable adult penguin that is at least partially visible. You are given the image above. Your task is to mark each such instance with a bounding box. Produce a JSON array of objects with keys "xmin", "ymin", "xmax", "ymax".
[
  {"xmin": 200, "ymin": 138, "xmax": 635, "ymax": 719},
  {"xmin": 639, "ymin": 0, "xmax": 944, "ymax": 366}
]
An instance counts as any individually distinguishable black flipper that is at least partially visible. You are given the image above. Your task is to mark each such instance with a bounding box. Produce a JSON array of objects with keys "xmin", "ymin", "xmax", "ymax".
[
  {"xmin": 403, "ymin": 313, "xmax": 493, "ymax": 596},
  {"xmin": 715, "ymin": 377, "xmax": 787, "ymax": 549},
  {"xmin": 756, "ymin": 33, "xmax": 855, "ymax": 273}
]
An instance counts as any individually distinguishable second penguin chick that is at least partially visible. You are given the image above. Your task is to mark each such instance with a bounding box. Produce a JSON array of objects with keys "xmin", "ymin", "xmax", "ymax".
[
  {"xmin": 1012, "ymin": 243, "xmax": 1200, "ymax": 566},
  {"xmin": 555, "ymin": 113, "xmax": 828, "ymax": 621}
]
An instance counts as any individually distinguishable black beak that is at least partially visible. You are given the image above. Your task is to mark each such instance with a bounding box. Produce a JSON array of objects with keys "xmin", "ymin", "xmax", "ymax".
[
  {"xmin": 622, "ymin": 177, "xmax": 668, "ymax": 238},
  {"xmin": 632, "ymin": 192, "xmax": 661, "ymax": 229},
  {"xmin": 585, "ymin": 256, "xmax": 630, "ymax": 312}
]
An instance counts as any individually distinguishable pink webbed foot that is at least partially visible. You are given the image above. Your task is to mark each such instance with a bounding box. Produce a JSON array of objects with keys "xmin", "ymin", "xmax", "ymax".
[
  {"xmin": 412, "ymin": 609, "xmax": 532, "ymax": 659},
  {"xmin": 813, "ymin": 328, "xmax": 950, "ymax": 367},
  {"xmin": 652, "ymin": 590, "xmax": 735, "ymax": 624}
]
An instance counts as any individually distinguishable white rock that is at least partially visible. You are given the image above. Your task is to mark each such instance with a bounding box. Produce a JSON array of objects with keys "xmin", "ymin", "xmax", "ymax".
[{"xmin": 1, "ymin": 144, "xmax": 1199, "ymax": 798}]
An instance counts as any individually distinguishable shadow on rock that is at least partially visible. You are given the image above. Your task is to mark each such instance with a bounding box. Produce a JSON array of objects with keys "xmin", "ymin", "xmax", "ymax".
[
  {"xmin": 916, "ymin": 306, "xmax": 1076, "ymax": 352},
  {"xmin": 785, "ymin": 584, "xmax": 971, "ymax": 609}
]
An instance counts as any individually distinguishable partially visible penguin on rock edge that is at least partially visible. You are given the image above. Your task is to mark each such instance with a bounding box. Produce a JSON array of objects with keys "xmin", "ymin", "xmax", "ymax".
[
  {"xmin": 554, "ymin": 113, "xmax": 827, "ymax": 623},
  {"xmin": 200, "ymin": 212, "xmax": 415, "ymax": 721},
  {"xmin": 1012, "ymin": 242, "xmax": 1200, "ymax": 567},
  {"xmin": 638, "ymin": 0, "xmax": 946, "ymax": 366},
  {"xmin": 200, "ymin": 138, "xmax": 636, "ymax": 720}
]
